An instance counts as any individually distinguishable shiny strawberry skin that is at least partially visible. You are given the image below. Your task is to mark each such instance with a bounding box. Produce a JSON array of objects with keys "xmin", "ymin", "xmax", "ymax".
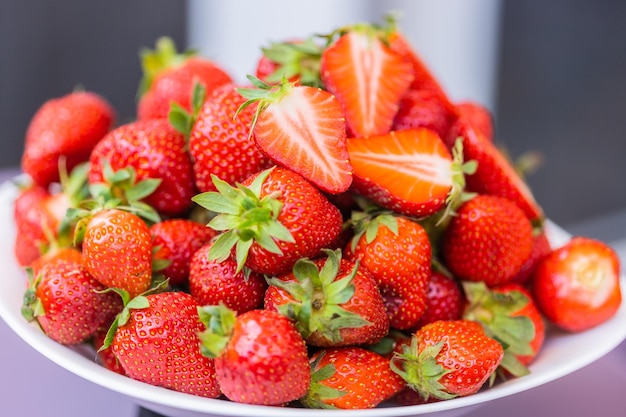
[
  {"xmin": 510, "ymin": 230, "xmax": 552, "ymax": 286},
  {"xmin": 215, "ymin": 309, "xmax": 310, "ymax": 405},
  {"xmin": 21, "ymin": 91, "xmax": 116, "ymax": 188},
  {"xmin": 111, "ymin": 291, "xmax": 221, "ymax": 398},
  {"xmin": 414, "ymin": 271, "xmax": 465, "ymax": 330},
  {"xmin": 454, "ymin": 101, "xmax": 494, "ymax": 141},
  {"xmin": 392, "ymin": 89, "xmax": 456, "ymax": 138}
]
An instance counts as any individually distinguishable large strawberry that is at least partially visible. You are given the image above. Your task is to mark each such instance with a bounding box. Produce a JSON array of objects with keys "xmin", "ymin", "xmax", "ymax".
[
  {"xmin": 198, "ymin": 305, "xmax": 310, "ymax": 405},
  {"xmin": 236, "ymin": 76, "xmax": 352, "ymax": 194},
  {"xmin": 192, "ymin": 166, "xmax": 343, "ymax": 275},
  {"xmin": 137, "ymin": 37, "xmax": 232, "ymax": 120},
  {"xmin": 321, "ymin": 24, "xmax": 414, "ymax": 138},
  {"xmin": 21, "ymin": 90, "xmax": 116, "ymax": 188},
  {"xmin": 264, "ymin": 248, "xmax": 389, "ymax": 347},
  {"xmin": 302, "ymin": 346, "xmax": 405, "ymax": 409}
]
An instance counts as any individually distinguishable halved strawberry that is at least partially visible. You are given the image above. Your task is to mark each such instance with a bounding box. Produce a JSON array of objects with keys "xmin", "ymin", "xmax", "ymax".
[
  {"xmin": 346, "ymin": 128, "xmax": 475, "ymax": 218},
  {"xmin": 321, "ymin": 26, "xmax": 414, "ymax": 138},
  {"xmin": 236, "ymin": 76, "xmax": 352, "ymax": 194}
]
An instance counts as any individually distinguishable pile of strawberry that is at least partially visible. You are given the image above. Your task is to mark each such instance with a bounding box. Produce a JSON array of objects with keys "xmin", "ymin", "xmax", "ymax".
[{"xmin": 12, "ymin": 17, "xmax": 623, "ymax": 410}]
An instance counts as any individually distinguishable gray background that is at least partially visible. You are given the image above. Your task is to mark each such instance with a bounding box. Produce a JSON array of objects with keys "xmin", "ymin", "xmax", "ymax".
[{"xmin": 1, "ymin": 0, "xmax": 625, "ymax": 229}]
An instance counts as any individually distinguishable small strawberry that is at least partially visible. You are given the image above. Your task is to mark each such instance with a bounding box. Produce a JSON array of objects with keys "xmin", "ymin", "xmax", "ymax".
[
  {"xmin": 192, "ymin": 166, "xmax": 343, "ymax": 276},
  {"xmin": 321, "ymin": 24, "xmax": 414, "ymax": 138},
  {"xmin": 106, "ymin": 290, "xmax": 221, "ymax": 398},
  {"xmin": 21, "ymin": 90, "xmax": 116, "ymax": 188},
  {"xmin": 442, "ymin": 194, "xmax": 534, "ymax": 286},
  {"xmin": 92, "ymin": 328, "xmax": 126, "ymax": 376},
  {"xmin": 391, "ymin": 320, "xmax": 504, "ymax": 400},
  {"xmin": 198, "ymin": 305, "xmax": 310, "ymax": 405},
  {"xmin": 532, "ymin": 237, "xmax": 622, "ymax": 332},
  {"xmin": 137, "ymin": 37, "xmax": 232, "ymax": 120},
  {"xmin": 392, "ymin": 89, "xmax": 457, "ymax": 138},
  {"xmin": 236, "ymin": 76, "xmax": 352, "ymax": 194},
  {"xmin": 264, "ymin": 248, "xmax": 389, "ymax": 347},
  {"xmin": 413, "ymin": 271, "xmax": 465, "ymax": 330},
  {"xmin": 454, "ymin": 101, "xmax": 494, "ymax": 141},
  {"xmin": 188, "ymin": 241, "xmax": 267, "ymax": 314},
  {"xmin": 150, "ymin": 218, "xmax": 217, "ymax": 287},
  {"xmin": 301, "ymin": 346, "xmax": 405, "ymax": 409},
  {"xmin": 510, "ymin": 229, "xmax": 552, "ymax": 286},
  {"xmin": 255, "ymin": 38, "xmax": 324, "ymax": 87}
]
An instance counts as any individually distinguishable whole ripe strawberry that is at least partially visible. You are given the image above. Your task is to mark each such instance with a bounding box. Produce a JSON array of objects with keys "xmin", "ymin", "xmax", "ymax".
[
  {"xmin": 198, "ymin": 305, "xmax": 310, "ymax": 405},
  {"xmin": 532, "ymin": 237, "xmax": 622, "ymax": 332},
  {"xmin": 108, "ymin": 290, "xmax": 221, "ymax": 398},
  {"xmin": 321, "ymin": 23, "xmax": 414, "ymax": 138},
  {"xmin": 347, "ymin": 128, "xmax": 476, "ymax": 218},
  {"xmin": 21, "ymin": 90, "xmax": 116, "ymax": 188},
  {"xmin": 188, "ymin": 241, "xmax": 267, "ymax": 314},
  {"xmin": 255, "ymin": 38, "xmax": 323, "ymax": 87},
  {"xmin": 392, "ymin": 89, "xmax": 457, "ymax": 138},
  {"xmin": 391, "ymin": 319, "xmax": 504, "ymax": 400},
  {"xmin": 510, "ymin": 230, "xmax": 552, "ymax": 286},
  {"xmin": 137, "ymin": 37, "xmax": 232, "ymax": 120},
  {"xmin": 413, "ymin": 271, "xmax": 465, "ymax": 330},
  {"xmin": 21, "ymin": 258, "xmax": 122, "ymax": 345},
  {"xmin": 150, "ymin": 218, "xmax": 217, "ymax": 287},
  {"xmin": 264, "ymin": 248, "xmax": 389, "ymax": 347},
  {"xmin": 454, "ymin": 101, "xmax": 494, "ymax": 141},
  {"xmin": 188, "ymin": 83, "xmax": 273, "ymax": 193},
  {"xmin": 237, "ymin": 76, "xmax": 352, "ymax": 194},
  {"xmin": 192, "ymin": 166, "xmax": 343, "ymax": 276},
  {"xmin": 301, "ymin": 346, "xmax": 405, "ymax": 409},
  {"xmin": 442, "ymin": 194, "xmax": 534, "ymax": 286},
  {"xmin": 345, "ymin": 212, "xmax": 432, "ymax": 330},
  {"xmin": 88, "ymin": 118, "xmax": 196, "ymax": 217}
]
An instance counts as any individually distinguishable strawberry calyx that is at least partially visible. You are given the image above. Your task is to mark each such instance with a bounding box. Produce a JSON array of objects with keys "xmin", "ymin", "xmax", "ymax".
[
  {"xmin": 21, "ymin": 267, "xmax": 44, "ymax": 324},
  {"xmin": 300, "ymin": 351, "xmax": 346, "ymax": 409},
  {"xmin": 266, "ymin": 248, "xmax": 371, "ymax": 344},
  {"xmin": 191, "ymin": 167, "xmax": 294, "ymax": 273},
  {"xmin": 168, "ymin": 81, "xmax": 206, "ymax": 140},
  {"xmin": 346, "ymin": 198, "xmax": 399, "ymax": 253},
  {"xmin": 260, "ymin": 38, "xmax": 324, "ymax": 87},
  {"xmin": 197, "ymin": 303, "xmax": 237, "ymax": 359}
]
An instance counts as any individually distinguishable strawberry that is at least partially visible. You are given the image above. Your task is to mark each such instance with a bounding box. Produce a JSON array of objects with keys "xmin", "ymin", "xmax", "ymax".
[
  {"xmin": 347, "ymin": 129, "xmax": 476, "ymax": 218},
  {"xmin": 187, "ymin": 83, "xmax": 273, "ymax": 193},
  {"xmin": 455, "ymin": 101, "xmax": 494, "ymax": 141},
  {"xmin": 198, "ymin": 305, "xmax": 310, "ymax": 405},
  {"xmin": 321, "ymin": 24, "xmax": 414, "ymax": 138},
  {"xmin": 107, "ymin": 290, "xmax": 221, "ymax": 398},
  {"xmin": 236, "ymin": 76, "xmax": 352, "ymax": 194},
  {"xmin": 255, "ymin": 38, "xmax": 324, "ymax": 87},
  {"xmin": 21, "ymin": 90, "xmax": 116, "ymax": 188},
  {"xmin": 137, "ymin": 37, "xmax": 232, "ymax": 120},
  {"xmin": 532, "ymin": 237, "xmax": 622, "ymax": 332},
  {"xmin": 391, "ymin": 319, "xmax": 504, "ymax": 400},
  {"xmin": 192, "ymin": 166, "xmax": 343, "ymax": 276},
  {"xmin": 21, "ymin": 258, "xmax": 122, "ymax": 345},
  {"xmin": 264, "ymin": 248, "xmax": 389, "ymax": 347},
  {"xmin": 510, "ymin": 229, "xmax": 552, "ymax": 286},
  {"xmin": 413, "ymin": 271, "xmax": 465, "ymax": 329},
  {"xmin": 442, "ymin": 194, "xmax": 534, "ymax": 287},
  {"xmin": 88, "ymin": 118, "xmax": 196, "ymax": 217},
  {"xmin": 188, "ymin": 241, "xmax": 267, "ymax": 314},
  {"xmin": 392, "ymin": 89, "xmax": 457, "ymax": 138},
  {"xmin": 345, "ymin": 211, "xmax": 431, "ymax": 330},
  {"xmin": 301, "ymin": 346, "xmax": 405, "ymax": 409},
  {"xmin": 92, "ymin": 328, "xmax": 126, "ymax": 376},
  {"xmin": 29, "ymin": 246, "xmax": 84, "ymax": 279}
]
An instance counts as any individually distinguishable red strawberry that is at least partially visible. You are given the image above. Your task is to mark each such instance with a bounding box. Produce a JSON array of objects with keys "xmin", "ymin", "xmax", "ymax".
[
  {"xmin": 29, "ymin": 246, "xmax": 84, "ymax": 279},
  {"xmin": 92, "ymin": 328, "xmax": 126, "ymax": 376},
  {"xmin": 21, "ymin": 258, "xmax": 122, "ymax": 345},
  {"xmin": 392, "ymin": 319, "xmax": 504, "ymax": 400},
  {"xmin": 188, "ymin": 83, "xmax": 273, "ymax": 192},
  {"xmin": 108, "ymin": 290, "xmax": 221, "ymax": 398},
  {"xmin": 510, "ymin": 230, "xmax": 552, "ymax": 286},
  {"xmin": 192, "ymin": 166, "xmax": 343, "ymax": 276},
  {"xmin": 347, "ymin": 128, "xmax": 475, "ymax": 218},
  {"xmin": 442, "ymin": 194, "xmax": 534, "ymax": 286},
  {"xmin": 88, "ymin": 118, "xmax": 196, "ymax": 217},
  {"xmin": 188, "ymin": 241, "xmax": 267, "ymax": 314},
  {"xmin": 255, "ymin": 38, "xmax": 323, "ymax": 87},
  {"xmin": 150, "ymin": 219, "xmax": 217, "ymax": 287},
  {"xmin": 137, "ymin": 37, "xmax": 232, "ymax": 120},
  {"xmin": 532, "ymin": 237, "xmax": 622, "ymax": 332},
  {"xmin": 302, "ymin": 346, "xmax": 405, "ymax": 409},
  {"xmin": 321, "ymin": 26, "xmax": 413, "ymax": 138},
  {"xmin": 414, "ymin": 271, "xmax": 465, "ymax": 329},
  {"xmin": 455, "ymin": 101, "xmax": 494, "ymax": 141},
  {"xmin": 264, "ymin": 248, "xmax": 389, "ymax": 347},
  {"xmin": 198, "ymin": 305, "xmax": 310, "ymax": 405},
  {"xmin": 392, "ymin": 89, "xmax": 457, "ymax": 138},
  {"xmin": 237, "ymin": 77, "xmax": 352, "ymax": 194},
  {"xmin": 21, "ymin": 91, "xmax": 116, "ymax": 188},
  {"xmin": 346, "ymin": 212, "xmax": 432, "ymax": 330}
]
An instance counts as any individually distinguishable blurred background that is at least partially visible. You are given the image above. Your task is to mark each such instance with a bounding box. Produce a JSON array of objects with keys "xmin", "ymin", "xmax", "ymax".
[{"xmin": 1, "ymin": 0, "xmax": 625, "ymax": 231}]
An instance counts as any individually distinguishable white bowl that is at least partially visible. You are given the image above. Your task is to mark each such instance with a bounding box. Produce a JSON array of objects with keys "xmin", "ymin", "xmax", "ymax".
[{"xmin": 1, "ymin": 179, "xmax": 625, "ymax": 417}]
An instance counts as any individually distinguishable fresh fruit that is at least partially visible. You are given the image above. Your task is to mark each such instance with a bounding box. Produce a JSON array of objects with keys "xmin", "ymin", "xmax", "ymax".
[
  {"xmin": 392, "ymin": 89, "xmax": 457, "ymax": 138},
  {"xmin": 236, "ymin": 76, "xmax": 352, "ymax": 194},
  {"xmin": 21, "ymin": 91, "xmax": 116, "ymax": 188},
  {"xmin": 255, "ymin": 38, "xmax": 324, "ymax": 87},
  {"xmin": 264, "ymin": 248, "xmax": 389, "ymax": 346},
  {"xmin": 454, "ymin": 101, "xmax": 494, "ymax": 141},
  {"xmin": 302, "ymin": 346, "xmax": 405, "ymax": 409},
  {"xmin": 510, "ymin": 230, "xmax": 552, "ymax": 285},
  {"xmin": 414, "ymin": 271, "xmax": 465, "ymax": 329},
  {"xmin": 107, "ymin": 290, "xmax": 221, "ymax": 398},
  {"xmin": 192, "ymin": 167, "xmax": 343, "ymax": 275},
  {"xmin": 198, "ymin": 305, "xmax": 310, "ymax": 405},
  {"xmin": 532, "ymin": 237, "xmax": 622, "ymax": 332},
  {"xmin": 442, "ymin": 194, "xmax": 534, "ymax": 286},
  {"xmin": 391, "ymin": 319, "xmax": 504, "ymax": 400}
]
